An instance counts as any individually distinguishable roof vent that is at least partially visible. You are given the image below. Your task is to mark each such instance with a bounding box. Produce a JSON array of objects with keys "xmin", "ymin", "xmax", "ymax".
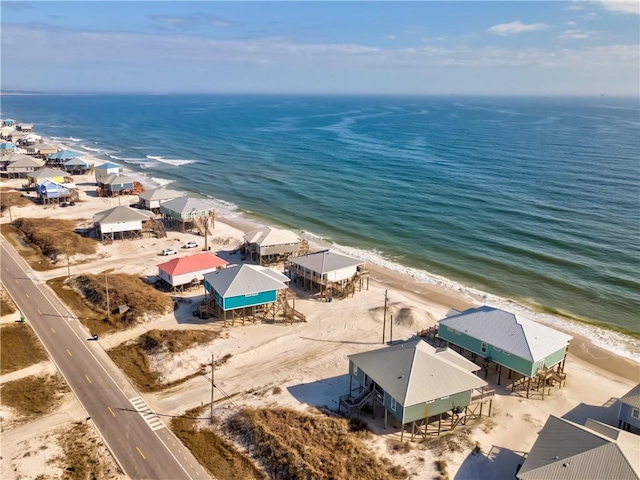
[
  {"xmin": 398, "ymin": 375, "xmax": 404, "ymax": 379},
  {"xmin": 563, "ymin": 462, "xmax": 569, "ymax": 468}
]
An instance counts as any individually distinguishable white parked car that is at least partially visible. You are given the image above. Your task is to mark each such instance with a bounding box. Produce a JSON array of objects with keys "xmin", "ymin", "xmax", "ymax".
[
  {"xmin": 162, "ymin": 248, "xmax": 178, "ymax": 256},
  {"xmin": 182, "ymin": 241, "xmax": 199, "ymax": 249}
]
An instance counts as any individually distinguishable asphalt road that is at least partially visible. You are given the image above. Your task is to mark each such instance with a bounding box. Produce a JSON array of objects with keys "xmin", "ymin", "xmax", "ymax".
[{"xmin": 1, "ymin": 239, "xmax": 211, "ymax": 480}]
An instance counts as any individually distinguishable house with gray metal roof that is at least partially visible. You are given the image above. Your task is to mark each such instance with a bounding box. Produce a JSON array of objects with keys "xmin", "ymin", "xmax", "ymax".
[
  {"xmin": 2, "ymin": 154, "xmax": 45, "ymax": 178},
  {"xmin": 97, "ymin": 174, "xmax": 135, "ymax": 196},
  {"xmin": 63, "ymin": 157, "xmax": 92, "ymax": 175},
  {"xmin": 201, "ymin": 264, "xmax": 291, "ymax": 325},
  {"xmin": 438, "ymin": 306, "xmax": 572, "ymax": 393},
  {"xmin": 138, "ymin": 187, "xmax": 185, "ymax": 211},
  {"xmin": 618, "ymin": 383, "xmax": 640, "ymax": 433},
  {"xmin": 287, "ymin": 249, "xmax": 369, "ymax": 300},
  {"xmin": 517, "ymin": 415, "xmax": 640, "ymax": 480},
  {"xmin": 93, "ymin": 206, "xmax": 155, "ymax": 242},
  {"xmin": 242, "ymin": 226, "xmax": 306, "ymax": 265},
  {"xmin": 340, "ymin": 337, "xmax": 493, "ymax": 441},
  {"xmin": 159, "ymin": 196, "xmax": 215, "ymax": 235}
]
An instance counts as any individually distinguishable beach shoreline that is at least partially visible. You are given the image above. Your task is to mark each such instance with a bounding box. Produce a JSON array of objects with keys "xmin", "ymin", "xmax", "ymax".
[{"xmin": 4, "ymin": 129, "xmax": 638, "ymax": 379}]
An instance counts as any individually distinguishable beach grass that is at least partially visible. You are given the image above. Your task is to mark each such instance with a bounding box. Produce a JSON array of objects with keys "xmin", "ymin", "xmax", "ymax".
[
  {"xmin": 0, "ymin": 285, "xmax": 17, "ymax": 316},
  {"xmin": 227, "ymin": 406, "xmax": 408, "ymax": 480},
  {"xmin": 0, "ymin": 323, "xmax": 49, "ymax": 375},
  {"xmin": 56, "ymin": 421, "xmax": 123, "ymax": 479},
  {"xmin": 47, "ymin": 273, "xmax": 174, "ymax": 335},
  {"xmin": 108, "ymin": 329, "xmax": 219, "ymax": 392},
  {"xmin": 170, "ymin": 405, "xmax": 266, "ymax": 480},
  {"xmin": 1, "ymin": 374, "xmax": 70, "ymax": 422},
  {"xmin": 0, "ymin": 186, "xmax": 32, "ymax": 211},
  {"xmin": 12, "ymin": 217, "xmax": 97, "ymax": 264},
  {"xmin": 0, "ymin": 223, "xmax": 58, "ymax": 271},
  {"xmin": 47, "ymin": 277, "xmax": 113, "ymax": 336}
]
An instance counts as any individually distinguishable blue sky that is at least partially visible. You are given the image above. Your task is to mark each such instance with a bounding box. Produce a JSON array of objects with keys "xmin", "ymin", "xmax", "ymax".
[{"xmin": 1, "ymin": 1, "xmax": 638, "ymax": 95}]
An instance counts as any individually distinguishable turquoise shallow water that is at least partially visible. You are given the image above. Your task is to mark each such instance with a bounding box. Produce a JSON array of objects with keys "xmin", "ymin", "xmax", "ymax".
[{"xmin": 2, "ymin": 94, "xmax": 639, "ymax": 341}]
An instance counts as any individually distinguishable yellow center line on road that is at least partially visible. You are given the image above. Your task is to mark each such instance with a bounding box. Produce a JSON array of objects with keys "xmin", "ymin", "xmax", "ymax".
[
  {"xmin": 25, "ymin": 293, "xmax": 29, "ymax": 298},
  {"xmin": 108, "ymin": 407, "xmax": 116, "ymax": 417},
  {"xmin": 136, "ymin": 446, "xmax": 146, "ymax": 460},
  {"xmin": 66, "ymin": 349, "xmax": 72, "ymax": 357},
  {"xmin": 195, "ymin": 471, "xmax": 200, "ymax": 477},
  {"xmin": 51, "ymin": 328, "xmax": 56, "ymax": 334},
  {"xmin": 85, "ymin": 375, "xmax": 92, "ymax": 384},
  {"xmin": 37, "ymin": 309, "xmax": 41, "ymax": 315},
  {"xmin": 183, "ymin": 456, "xmax": 187, "ymax": 461}
]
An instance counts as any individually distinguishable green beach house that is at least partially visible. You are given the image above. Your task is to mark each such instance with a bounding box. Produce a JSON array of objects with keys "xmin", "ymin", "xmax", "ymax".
[
  {"xmin": 340, "ymin": 337, "xmax": 492, "ymax": 440},
  {"xmin": 438, "ymin": 306, "xmax": 572, "ymax": 389}
]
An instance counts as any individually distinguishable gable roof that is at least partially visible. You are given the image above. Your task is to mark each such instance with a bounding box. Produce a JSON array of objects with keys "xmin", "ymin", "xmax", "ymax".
[
  {"xmin": 203, "ymin": 264, "xmax": 289, "ymax": 298},
  {"xmin": 48, "ymin": 149, "xmax": 81, "ymax": 160},
  {"xmin": 439, "ymin": 306, "xmax": 572, "ymax": 362},
  {"xmin": 102, "ymin": 174, "xmax": 134, "ymax": 185},
  {"xmin": 64, "ymin": 157, "xmax": 91, "ymax": 167},
  {"xmin": 159, "ymin": 196, "xmax": 215, "ymax": 215},
  {"xmin": 3, "ymin": 152, "xmax": 35, "ymax": 164},
  {"xmin": 158, "ymin": 253, "xmax": 229, "ymax": 276},
  {"xmin": 518, "ymin": 416, "xmax": 640, "ymax": 480},
  {"xmin": 95, "ymin": 162, "xmax": 120, "ymax": 170},
  {"xmin": 289, "ymin": 250, "xmax": 364, "ymax": 274},
  {"xmin": 138, "ymin": 187, "xmax": 186, "ymax": 202},
  {"xmin": 620, "ymin": 384, "xmax": 640, "ymax": 409},
  {"xmin": 243, "ymin": 227, "xmax": 301, "ymax": 247},
  {"xmin": 6, "ymin": 155, "xmax": 45, "ymax": 168},
  {"xmin": 348, "ymin": 338, "xmax": 486, "ymax": 407},
  {"xmin": 93, "ymin": 206, "xmax": 155, "ymax": 224},
  {"xmin": 29, "ymin": 167, "xmax": 69, "ymax": 179}
]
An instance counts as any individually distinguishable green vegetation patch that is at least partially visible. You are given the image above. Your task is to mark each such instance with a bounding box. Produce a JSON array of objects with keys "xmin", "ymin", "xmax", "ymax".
[
  {"xmin": 1, "ymin": 374, "xmax": 70, "ymax": 423},
  {"xmin": 227, "ymin": 407, "xmax": 408, "ymax": 480},
  {"xmin": 1, "ymin": 323, "xmax": 49, "ymax": 375},
  {"xmin": 12, "ymin": 217, "xmax": 97, "ymax": 264},
  {"xmin": 171, "ymin": 406, "xmax": 266, "ymax": 480},
  {"xmin": 108, "ymin": 329, "xmax": 219, "ymax": 392}
]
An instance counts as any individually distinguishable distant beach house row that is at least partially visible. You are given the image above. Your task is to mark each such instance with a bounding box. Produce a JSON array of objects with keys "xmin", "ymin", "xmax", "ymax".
[
  {"xmin": 437, "ymin": 306, "xmax": 572, "ymax": 398},
  {"xmin": 340, "ymin": 338, "xmax": 494, "ymax": 441},
  {"xmin": 517, "ymin": 415, "xmax": 640, "ymax": 480}
]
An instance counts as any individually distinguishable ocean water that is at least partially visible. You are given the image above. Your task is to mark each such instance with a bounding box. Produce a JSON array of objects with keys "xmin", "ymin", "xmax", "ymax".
[{"xmin": 2, "ymin": 94, "xmax": 639, "ymax": 358}]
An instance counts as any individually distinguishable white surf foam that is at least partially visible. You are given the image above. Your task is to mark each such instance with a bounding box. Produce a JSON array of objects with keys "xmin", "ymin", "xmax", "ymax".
[{"xmin": 146, "ymin": 155, "xmax": 197, "ymax": 166}]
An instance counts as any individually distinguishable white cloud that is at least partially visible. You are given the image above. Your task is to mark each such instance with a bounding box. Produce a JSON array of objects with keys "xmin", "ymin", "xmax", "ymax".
[
  {"xmin": 2, "ymin": 24, "xmax": 638, "ymax": 94},
  {"xmin": 423, "ymin": 36, "xmax": 446, "ymax": 42},
  {"xmin": 559, "ymin": 29, "xmax": 592, "ymax": 40},
  {"xmin": 384, "ymin": 35, "xmax": 397, "ymax": 40},
  {"xmin": 566, "ymin": 21, "xmax": 578, "ymax": 26},
  {"xmin": 487, "ymin": 21, "xmax": 549, "ymax": 36},
  {"xmin": 592, "ymin": 0, "xmax": 640, "ymax": 15}
]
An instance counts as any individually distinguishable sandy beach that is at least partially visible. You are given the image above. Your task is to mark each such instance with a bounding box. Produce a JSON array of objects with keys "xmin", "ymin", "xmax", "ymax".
[{"xmin": 1, "ymin": 150, "xmax": 639, "ymax": 479}]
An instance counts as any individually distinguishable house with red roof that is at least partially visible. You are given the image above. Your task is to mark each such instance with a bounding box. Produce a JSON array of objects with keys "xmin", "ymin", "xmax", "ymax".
[{"xmin": 157, "ymin": 253, "xmax": 229, "ymax": 291}]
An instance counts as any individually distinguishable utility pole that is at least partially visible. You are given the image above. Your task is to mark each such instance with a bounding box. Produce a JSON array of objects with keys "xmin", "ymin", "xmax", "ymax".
[
  {"xmin": 382, "ymin": 289, "xmax": 388, "ymax": 344},
  {"xmin": 390, "ymin": 314, "xmax": 393, "ymax": 344},
  {"xmin": 7, "ymin": 206, "xmax": 12, "ymax": 223},
  {"xmin": 210, "ymin": 354, "xmax": 215, "ymax": 421},
  {"xmin": 66, "ymin": 240, "xmax": 71, "ymax": 281},
  {"xmin": 105, "ymin": 273, "xmax": 110, "ymax": 319}
]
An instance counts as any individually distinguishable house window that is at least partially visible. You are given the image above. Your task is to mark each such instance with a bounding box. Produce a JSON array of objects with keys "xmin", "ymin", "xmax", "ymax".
[
  {"xmin": 390, "ymin": 397, "xmax": 397, "ymax": 411},
  {"xmin": 447, "ymin": 327, "xmax": 453, "ymax": 332},
  {"xmin": 440, "ymin": 395, "xmax": 449, "ymax": 400},
  {"xmin": 353, "ymin": 365, "xmax": 358, "ymax": 376},
  {"xmin": 633, "ymin": 408, "xmax": 640, "ymax": 419},
  {"xmin": 481, "ymin": 342, "xmax": 488, "ymax": 354},
  {"xmin": 427, "ymin": 399, "xmax": 434, "ymax": 404}
]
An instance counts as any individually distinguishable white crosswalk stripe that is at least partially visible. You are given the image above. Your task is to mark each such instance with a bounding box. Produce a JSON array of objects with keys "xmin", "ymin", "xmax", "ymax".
[{"xmin": 129, "ymin": 396, "xmax": 165, "ymax": 431}]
